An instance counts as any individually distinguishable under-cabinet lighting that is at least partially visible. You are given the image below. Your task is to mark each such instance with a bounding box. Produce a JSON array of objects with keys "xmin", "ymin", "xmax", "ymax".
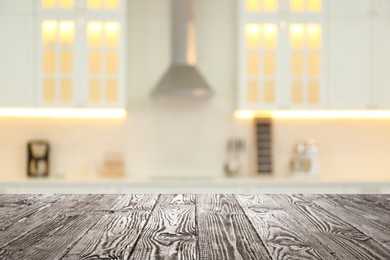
[
  {"xmin": 235, "ymin": 110, "xmax": 390, "ymax": 120},
  {"xmin": 234, "ymin": 110, "xmax": 255, "ymax": 119},
  {"xmin": 0, "ymin": 108, "xmax": 126, "ymax": 119}
]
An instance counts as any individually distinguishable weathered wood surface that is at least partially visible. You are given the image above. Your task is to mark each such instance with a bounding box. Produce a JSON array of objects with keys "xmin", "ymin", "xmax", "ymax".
[
  {"xmin": 0, "ymin": 194, "xmax": 389, "ymax": 260},
  {"xmin": 197, "ymin": 194, "xmax": 271, "ymax": 259}
]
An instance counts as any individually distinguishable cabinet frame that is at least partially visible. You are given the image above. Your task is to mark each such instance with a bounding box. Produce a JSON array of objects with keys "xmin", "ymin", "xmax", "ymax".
[
  {"xmin": 238, "ymin": 0, "xmax": 329, "ymax": 110},
  {"xmin": 35, "ymin": 0, "xmax": 126, "ymax": 108}
]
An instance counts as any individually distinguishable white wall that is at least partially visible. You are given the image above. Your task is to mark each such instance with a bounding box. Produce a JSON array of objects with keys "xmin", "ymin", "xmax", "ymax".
[{"xmin": 0, "ymin": 0, "xmax": 390, "ymax": 181}]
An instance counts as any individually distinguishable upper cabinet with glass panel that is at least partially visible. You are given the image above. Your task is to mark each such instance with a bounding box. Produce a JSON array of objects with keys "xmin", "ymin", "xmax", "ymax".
[
  {"xmin": 36, "ymin": 0, "xmax": 126, "ymax": 108},
  {"xmin": 245, "ymin": 0, "xmax": 278, "ymax": 12},
  {"xmin": 38, "ymin": 0, "xmax": 124, "ymax": 14},
  {"xmin": 245, "ymin": 0, "xmax": 324, "ymax": 14},
  {"xmin": 238, "ymin": 0, "xmax": 326, "ymax": 110}
]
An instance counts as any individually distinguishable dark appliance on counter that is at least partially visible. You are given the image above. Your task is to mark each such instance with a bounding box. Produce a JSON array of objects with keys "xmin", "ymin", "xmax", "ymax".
[{"xmin": 27, "ymin": 140, "xmax": 50, "ymax": 177}]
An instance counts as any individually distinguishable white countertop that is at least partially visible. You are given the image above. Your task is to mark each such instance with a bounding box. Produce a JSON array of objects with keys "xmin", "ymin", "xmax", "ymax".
[{"xmin": 0, "ymin": 176, "xmax": 389, "ymax": 194}]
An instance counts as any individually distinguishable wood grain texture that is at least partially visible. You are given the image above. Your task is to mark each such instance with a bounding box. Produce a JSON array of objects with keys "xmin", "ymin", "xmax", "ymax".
[
  {"xmin": 0, "ymin": 195, "xmax": 122, "ymax": 260},
  {"xmin": 236, "ymin": 194, "xmax": 337, "ymax": 259},
  {"xmin": 129, "ymin": 194, "xmax": 197, "ymax": 260},
  {"xmin": 0, "ymin": 194, "xmax": 389, "ymax": 259},
  {"xmin": 197, "ymin": 194, "xmax": 271, "ymax": 260},
  {"xmin": 306, "ymin": 194, "xmax": 390, "ymax": 250},
  {"xmin": 61, "ymin": 194, "xmax": 159, "ymax": 260},
  {"xmin": 271, "ymin": 194, "xmax": 390, "ymax": 260},
  {"xmin": 0, "ymin": 194, "xmax": 67, "ymax": 226}
]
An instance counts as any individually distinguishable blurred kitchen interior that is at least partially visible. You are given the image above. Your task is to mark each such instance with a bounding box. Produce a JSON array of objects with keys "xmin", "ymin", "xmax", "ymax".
[{"xmin": 1, "ymin": 0, "xmax": 390, "ymax": 193}]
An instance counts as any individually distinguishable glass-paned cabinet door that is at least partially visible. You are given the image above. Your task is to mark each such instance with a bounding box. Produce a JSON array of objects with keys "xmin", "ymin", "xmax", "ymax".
[
  {"xmin": 84, "ymin": 19, "xmax": 125, "ymax": 107},
  {"xmin": 39, "ymin": 0, "xmax": 78, "ymax": 11},
  {"xmin": 244, "ymin": 0, "xmax": 323, "ymax": 14},
  {"xmin": 38, "ymin": 0, "xmax": 125, "ymax": 13},
  {"xmin": 86, "ymin": 0, "xmax": 122, "ymax": 11},
  {"xmin": 287, "ymin": 22, "xmax": 324, "ymax": 108},
  {"xmin": 38, "ymin": 19, "xmax": 77, "ymax": 106},
  {"xmin": 240, "ymin": 22, "xmax": 280, "ymax": 109},
  {"xmin": 245, "ymin": 0, "xmax": 278, "ymax": 12},
  {"xmin": 289, "ymin": 0, "xmax": 322, "ymax": 13}
]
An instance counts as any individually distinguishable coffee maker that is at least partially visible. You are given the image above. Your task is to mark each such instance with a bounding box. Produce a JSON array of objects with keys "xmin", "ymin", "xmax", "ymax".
[{"xmin": 27, "ymin": 140, "xmax": 50, "ymax": 177}]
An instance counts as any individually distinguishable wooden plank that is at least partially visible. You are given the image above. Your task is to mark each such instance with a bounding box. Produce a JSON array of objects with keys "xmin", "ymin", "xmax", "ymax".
[
  {"xmin": 236, "ymin": 194, "xmax": 337, "ymax": 259},
  {"xmin": 197, "ymin": 194, "xmax": 271, "ymax": 260},
  {"xmin": 61, "ymin": 194, "xmax": 159, "ymax": 259},
  {"xmin": 346, "ymin": 194, "xmax": 390, "ymax": 212},
  {"xmin": 129, "ymin": 194, "xmax": 197, "ymax": 260},
  {"xmin": 270, "ymin": 194, "xmax": 390, "ymax": 259},
  {"xmin": 0, "ymin": 195, "xmax": 122, "ymax": 260},
  {"xmin": 0, "ymin": 194, "xmax": 75, "ymax": 246},
  {"xmin": 0, "ymin": 194, "xmax": 67, "ymax": 225},
  {"xmin": 306, "ymin": 194, "xmax": 390, "ymax": 250}
]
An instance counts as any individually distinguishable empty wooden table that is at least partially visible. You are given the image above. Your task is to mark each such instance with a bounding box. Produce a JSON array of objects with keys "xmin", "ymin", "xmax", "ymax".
[{"xmin": 0, "ymin": 194, "xmax": 389, "ymax": 259}]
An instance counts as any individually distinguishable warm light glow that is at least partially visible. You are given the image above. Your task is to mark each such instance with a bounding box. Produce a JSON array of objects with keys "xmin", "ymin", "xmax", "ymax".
[
  {"xmin": 264, "ymin": 81, "xmax": 275, "ymax": 103},
  {"xmin": 234, "ymin": 110, "xmax": 390, "ymax": 120},
  {"xmin": 247, "ymin": 52, "xmax": 259, "ymax": 76},
  {"xmin": 59, "ymin": 21, "xmax": 74, "ymax": 45},
  {"xmin": 43, "ymin": 51, "xmax": 56, "ymax": 74},
  {"xmin": 245, "ymin": 0, "xmax": 277, "ymax": 12},
  {"xmin": 245, "ymin": 24, "xmax": 261, "ymax": 49},
  {"xmin": 234, "ymin": 110, "xmax": 255, "ymax": 119},
  {"xmin": 88, "ymin": 0, "xmax": 102, "ymax": 9},
  {"xmin": 59, "ymin": 0, "xmax": 74, "ymax": 9},
  {"xmin": 88, "ymin": 22, "xmax": 103, "ymax": 47},
  {"xmin": 105, "ymin": 0, "xmax": 120, "ymax": 9},
  {"xmin": 186, "ymin": 21, "xmax": 197, "ymax": 65},
  {"xmin": 105, "ymin": 22, "xmax": 120, "ymax": 48},
  {"xmin": 263, "ymin": 0, "xmax": 277, "ymax": 12},
  {"xmin": 290, "ymin": 24, "xmax": 305, "ymax": 49},
  {"xmin": 264, "ymin": 53, "xmax": 276, "ymax": 76},
  {"xmin": 106, "ymin": 51, "xmax": 118, "ymax": 74},
  {"xmin": 0, "ymin": 108, "xmax": 126, "ymax": 119},
  {"xmin": 89, "ymin": 52, "xmax": 101, "ymax": 73},
  {"xmin": 246, "ymin": 0, "xmax": 260, "ymax": 11},
  {"xmin": 263, "ymin": 24, "xmax": 278, "ymax": 49},
  {"xmin": 106, "ymin": 80, "xmax": 118, "ymax": 103},
  {"xmin": 290, "ymin": 0, "xmax": 304, "ymax": 12},
  {"xmin": 60, "ymin": 51, "xmax": 73, "ymax": 74},
  {"xmin": 89, "ymin": 80, "xmax": 101, "ymax": 102},
  {"xmin": 42, "ymin": 21, "xmax": 57, "ymax": 46},
  {"xmin": 42, "ymin": 0, "xmax": 56, "ymax": 8},
  {"xmin": 308, "ymin": 0, "xmax": 321, "ymax": 12},
  {"xmin": 291, "ymin": 53, "xmax": 303, "ymax": 76},
  {"xmin": 60, "ymin": 79, "xmax": 73, "ymax": 102},
  {"xmin": 247, "ymin": 81, "xmax": 259, "ymax": 104},
  {"xmin": 307, "ymin": 24, "xmax": 321, "ymax": 49}
]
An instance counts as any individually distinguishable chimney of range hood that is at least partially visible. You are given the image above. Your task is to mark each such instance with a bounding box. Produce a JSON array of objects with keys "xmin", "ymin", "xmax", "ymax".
[{"xmin": 152, "ymin": 0, "xmax": 213, "ymax": 97}]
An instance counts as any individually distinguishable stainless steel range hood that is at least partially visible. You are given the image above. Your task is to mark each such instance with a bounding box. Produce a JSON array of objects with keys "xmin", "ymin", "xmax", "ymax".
[{"xmin": 152, "ymin": 0, "xmax": 213, "ymax": 97}]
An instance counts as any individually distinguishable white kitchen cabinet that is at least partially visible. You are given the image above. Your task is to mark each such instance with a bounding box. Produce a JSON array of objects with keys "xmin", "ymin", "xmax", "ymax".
[
  {"xmin": 238, "ymin": 0, "xmax": 327, "ymax": 110},
  {"xmin": 284, "ymin": 20, "xmax": 326, "ymax": 109},
  {"xmin": 37, "ymin": 0, "xmax": 124, "ymax": 14},
  {"xmin": 330, "ymin": 0, "xmax": 371, "ymax": 16},
  {"xmin": 0, "ymin": 15, "xmax": 34, "ymax": 107},
  {"xmin": 374, "ymin": 17, "xmax": 390, "ymax": 108},
  {"xmin": 329, "ymin": 18, "xmax": 372, "ymax": 109},
  {"xmin": 373, "ymin": 0, "xmax": 390, "ymax": 16},
  {"xmin": 0, "ymin": 179, "xmax": 389, "ymax": 194},
  {"xmin": 0, "ymin": 1, "xmax": 34, "ymax": 12},
  {"xmin": 36, "ymin": 0, "xmax": 126, "ymax": 108}
]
